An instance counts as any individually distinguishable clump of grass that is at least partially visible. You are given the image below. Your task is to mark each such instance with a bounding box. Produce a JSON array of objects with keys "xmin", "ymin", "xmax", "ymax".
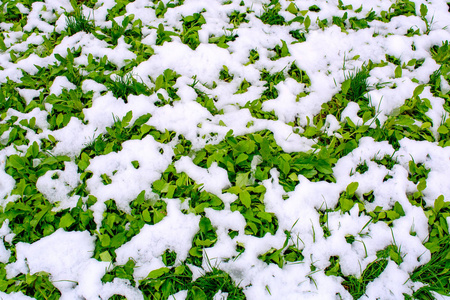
[
  {"xmin": 180, "ymin": 12, "xmax": 206, "ymax": 50},
  {"xmin": 65, "ymin": 8, "xmax": 94, "ymax": 35},
  {"xmin": 409, "ymin": 235, "xmax": 450, "ymax": 298},
  {"xmin": 188, "ymin": 267, "xmax": 246, "ymax": 299},
  {"xmin": 106, "ymin": 73, "xmax": 150, "ymax": 102},
  {"xmin": 344, "ymin": 67, "xmax": 370, "ymax": 101},
  {"xmin": 258, "ymin": 2, "xmax": 286, "ymax": 26}
]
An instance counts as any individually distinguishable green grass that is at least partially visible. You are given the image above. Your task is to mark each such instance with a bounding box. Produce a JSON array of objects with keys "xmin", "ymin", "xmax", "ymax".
[
  {"xmin": 106, "ymin": 73, "xmax": 151, "ymax": 102},
  {"xmin": 1, "ymin": 0, "xmax": 450, "ymax": 298},
  {"xmin": 65, "ymin": 5, "xmax": 94, "ymax": 35},
  {"xmin": 258, "ymin": 2, "xmax": 286, "ymax": 26}
]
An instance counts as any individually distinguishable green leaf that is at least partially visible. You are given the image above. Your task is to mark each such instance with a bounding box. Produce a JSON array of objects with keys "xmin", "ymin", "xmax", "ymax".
[
  {"xmin": 0, "ymin": 35, "xmax": 6, "ymax": 51},
  {"xmin": 420, "ymin": 3, "xmax": 428, "ymax": 18},
  {"xmin": 236, "ymin": 172, "xmax": 250, "ymax": 188},
  {"xmin": 412, "ymin": 84, "xmax": 425, "ymax": 98},
  {"xmin": 304, "ymin": 15, "xmax": 311, "ymax": 31},
  {"xmin": 100, "ymin": 234, "xmax": 111, "ymax": 247},
  {"xmin": 142, "ymin": 209, "xmax": 152, "ymax": 222},
  {"xmin": 286, "ymin": 2, "xmax": 298, "ymax": 14},
  {"xmin": 189, "ymin": 246, "xmax": 203, "ymax": 257},
  {"xmin": 147, "ymin": 267, "xmax": 170, "ymax": 279},
  {"xmin": 199, "ymin": 217, "xmax": 212, "ymax": 233},
  {"xmin": 393, "ymin": 201, "xmax": 405, "ymax": 216},
  {"xmin": 134, "ymin": 113, "xmax": 151, "ymax": 127},
  {"xmin": 26, "ymin": 141, "xmax": 39, "ymax": 158},
  {"xmin": 190, "ymin": 286, "xmax": 208, "ymax": 300},
  {"xmin": 78, "ymin": 152, "xmax": 90, "ymax": 171},
  {"xmin": 174, "ymin": 265, "xmax": 185, "ymax": 275},
  {"xmin": 59, "ymin": 213, "xmax": 75, "ymax": 228},
  {"xmin": 7, "ymin": 155, "xmax": 26, "ymax": 170},
  {"xmin": 437, "ymin": 125, "xmax": 449, "ymax": 134},
  {"xmin": 277, "ymin": 159, "xmax": 290, "ymax": 175},
  {"xmin": 434, "ymin": 195, "xmax": 445, "ymax": 213},
  {"xmin": 260, "ymin": 137, "xmax": 271, "ymax": 159},
  {"xmin": 155, "ymin": 75, "xmax": 164, "ymax": 91},
  {"xmin": 346, "ymin": 182, "xmax": 358, "ymax": 196},
  {"xmin": 280, "ymin": 40, "xmax": 290, "ymax": 57},
  {"xmin": 56, "ymin": 113, "xmax": 64, "ymax": 126},
  {"xmin": 239, "ymin": 190, "xmax": 251, "ymax": 208},
  {"xmin": 394, "ymin": 65, "xmax": 402, "ymax": 78},
  {"xmin": 340, "ymin": 197, "xmax": 354, "ymax": 212},
  {"xmin": 100, "ymin": 251, "xmax": 112, "ymax": 262},
  {"xmin": 417, "ymin": 179, "xmax": 427, "ymax": 192},
  {"xmin": 325, "ymin": 260, "xmax": 340, "ymax": 276},
  {"xmin": 111, "ymin": 232, "xmax": 126, "ymax": 248},
  {"xmin": 341, "ymin": 78, "xmax": 351, "ymax": 94},
  {"xmin": 122, "ymin": 111, "xmax": 133, "ymax": 127}
]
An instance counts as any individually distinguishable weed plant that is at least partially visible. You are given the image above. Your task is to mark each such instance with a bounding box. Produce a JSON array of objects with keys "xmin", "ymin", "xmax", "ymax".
[
  {"xmin": 258, "ymin": 2, "xmax": 286, "ymax": 26},
  {"xmin": 65, "ymin": 8, "xmax": 94, "ymax": 35},
  {"xmin": 343, "ymin": 67, "xmax": 370, "ymax": 102},
  {"xmin": 106, "ymin": 73, "xmax": 150, "ymax": 102}
]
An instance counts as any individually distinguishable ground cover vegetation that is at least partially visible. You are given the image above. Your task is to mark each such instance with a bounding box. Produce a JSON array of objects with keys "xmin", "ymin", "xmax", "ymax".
[{"xmin": 0, "ymin": 0, "xmax": 450, "ymax": 299}]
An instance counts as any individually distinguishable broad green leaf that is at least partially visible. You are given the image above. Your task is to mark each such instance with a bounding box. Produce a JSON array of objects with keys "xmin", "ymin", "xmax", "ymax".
[
  {"xmin": 413, "ymin": 84, "xmax": 425, "ymax": 98},
  {"xmin": 253, "ymin": 185, "xmax": 266, "ymax": 193},
  {"xmin": 155, "ymin": 74, "xmax": 164, "ymax": 91},
  {"xmin": 59, "ymin": 213, "xmax": 75, "ymax": 228},
  {"xmin": 340, "ymin": 197, "xmax": 354, "ymax": 212},
  {"xmin": 421, "ymin": 122, "xmax": 431, "ymax": 129},
  {"xmin": 304, "ymin": 15, "xmax": 311, "ymax": 31},
  {"xmin": 286, "ymin": 2, "xmax": 298, "ymax": 14},
  {"xmin": 122, "ymin": 111, "xmax": 133, "ymax": 127},
  {"xmin": 341, "ymin": 79, "xmax": 351, "ymax": 94},
  {"xmin": 235, "ymin": 153, "xmax": 249, "ymax": 165},
  {"xmin": 100, "ymin": 234, "xmax": 111, "ymax": 247},
  {"xmin": 257, "ymin": 211, "xmax": 272, "ymax": 222},
  {"xmin": 56, "ymin": 113, "xmax": 64, "ymax": 127},
  {"xmin": 386, "ymin": 210, "xmax": 399, "ymax": 220},
  {"xmin": 434, "ymin": 195, "xmax": 445, "ymax": 213},
  {"xmin": 154, "ymin": 211, "xmax": 165, "ymax": 223},
  {"xmin": 438, "ymin": 125, "xmax": 449, "ymax": 134},
  {"xmin": 346, "ymin": 182, "xmax": 359, "ymax": 195},
  {"xmin": 277, "ymin": 159, "xmax": 290, "ymax": 175},
  {"xmin": 199, "ymin": 217, "xmax": 212, "ymax": 233},
  {"xmin": 190, "ymin": 286, "xmax": 207, "ymax": 300},
  {"xmin": 239, "ymin": 190, "xmax": 251, "ymax": 208},
  {"xmin": 280, "ymin": 40, "xmax": 289, "ymax": 57},
  {"xmin": 288, "ymin": 173, "xmax": 299, "ymax": 181},
  {"xmin": 189, "ymin": 246, "xmax": 203, "ymax": 257},
  {"xmin": 420, "ymin": 3, "xmax": 428, "ymax": 18},
  {"xmin": 0, "ymin": 35, "xmax": 6, "ymax": 51},
  {"xmin": 393, "ymin": 201, "xmax": 405, "ymax": 216},
  {"xmin": 142, "ymin": 209, "xmax": 152, "ymax": 222},
  {"xmin": 417, "ymin": 179, "xmax": 427, "ymax": 192},
  {"xmin": 325, "ymin": 261, "xmax": 340, "ymax": 276},
  {"xmin": 174, "ymin": 265, "xmax": 185, "ymax": 275},
  {"xmin": 147, "ymin": 267, "xmax": 170, "ymax": 279},
  {"xmin": 141, "ymin": 124, "xmax": 152, "ymax": 134},
  {"xmin": 100, "ymin": 251, "xmax": 112, "ymax": 262},
  {"xmin": 7, "ymin": 155, "xmax": 26, "ymax": 170},
  {"xmin": 195, "ymin": 238, "xmax": 216, "ymax": 247},
  {"xmin": 260, "ymin": 137, "xmax": 271, "ymax": 159},
  {"xmin": 236, "ymin": 172, "xmax": 250, "ymax": 188},
  {"xmin": 26, "ymin": 141, "xmax": 39, "ymax": 158},
  {"xmin": 111, "ymin": 232, "xmax": 126, "ymax": 248},
  {"xmin": 134, "ymin": 113, "xmax": 151, "ymax": 127},
  {"xmin": 316, "ymin": 162, "xmax": 333, "ymax": 174},
  {"xmin": 78, "ymin": 152, "xmax": 90, "ymax": 171},
  {"xmin": 407, "ymin": 59, "xmax": 416, "ymax": 66},
  {"xmin": 394, "ymin": 65, "xmax": 402, "ymax": 78}
]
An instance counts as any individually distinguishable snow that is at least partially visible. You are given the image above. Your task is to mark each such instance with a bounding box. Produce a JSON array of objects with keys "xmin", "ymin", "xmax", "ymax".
[{"xmin": 1, "ymin": 0, "xmax": 450, "ymax": 298}]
